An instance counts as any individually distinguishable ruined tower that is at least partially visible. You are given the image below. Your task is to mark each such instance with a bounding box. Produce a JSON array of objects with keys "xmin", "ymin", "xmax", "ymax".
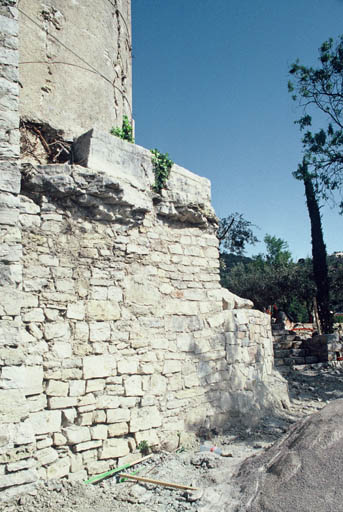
[{"xmin": 19, "ymin": 0, "xmax": 132, "ymax": 139}]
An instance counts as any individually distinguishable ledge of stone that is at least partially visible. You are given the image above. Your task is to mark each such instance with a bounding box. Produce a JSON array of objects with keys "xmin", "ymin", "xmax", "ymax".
[{"xmin": 22, "ymin": 130, "xmax": 217, "ymax": 227}]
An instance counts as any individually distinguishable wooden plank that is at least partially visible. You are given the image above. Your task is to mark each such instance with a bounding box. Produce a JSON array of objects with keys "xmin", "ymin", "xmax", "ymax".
[{"xmin": 118, "ymin": 473, "xmax": 199, "ymax": 491}]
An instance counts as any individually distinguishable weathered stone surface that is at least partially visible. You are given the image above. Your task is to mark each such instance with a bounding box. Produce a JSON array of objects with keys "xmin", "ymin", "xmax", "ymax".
[
  {"xmin": 44, "ymin": 322, "xmax": 70, "ymax": 341},
  {"xmin": 0, "ymin": 468, "xmax": 37, "ymax": 490},
  {"xmin": 8, "ymin": 419, "xmax": 35, "ymax": 445},
  {"xmin": 108, "ymin": 422, "xmax": 128, "ymax": 437},
  {"xmin": 83, "ymin": 355, "xmax": 116, "ymax": 379},
  {"xmin": 86, "ymin": 301, "xmax": 121, "ymax": 321},
  {"xmin": 66, "ymin": 302, "xmax": 85, "ymax": 320},
  {"xmin": 117, "ymin": 359, "xmax": 138, "ymax": 375},
  {"xmin": 0, "ymin": 287, "xmax": 22, "ymax": 315},
  {"xmin": 90, "ymin": 424, "xmax": 108, "ymax": 440},
  {"xmin": 235, "ymin": 400, "xmax": 343, "ymax": 512},
  {"xmin": 99, "ymin": 438, "xmax": 130, "ymax": 460},
  {"xmin": 45, "ymin": 380, "xmax": 69, "ymax": 397},
  {"xmin": 36, "ymin": 447, "xmax": 58, "ymax": 466},
  {"xmin": 106, "ymin": 409, "xmax": 130, "ymax": 424},
  {"xmin": 63, "ymin": 426, "xmax": 91, "ymax": 445},
  {"xmin": 124, "ymin": 375, "xmax": 143, "ymax": 396},
  {"xmin": 0, "ymin": 389, "xmax": 28, "ymax": 423},
  {"xmin": 73, "ymin": 440, "xmax": 102, "ymax": 452},
  {"xmin": 96, "ymin": 395, "xmax": 120, "ymax": 409},
  {"xmin": 130, "ymin": 406, "xmax": 162, "ymax": 432},
  {"xmin": 46, "ymin": 457, "xmax": 70, "ymax": 480},
  {"xmin": 19, "ymin": 0, "xmax": 132, "ymax": 139},
  {"xmin": 30, "ymin": 410, "xmax": 61, "ymax": 435},
  {"xmin": 1, "ymin": 366, "xmax": 43, "ymax": 395}
]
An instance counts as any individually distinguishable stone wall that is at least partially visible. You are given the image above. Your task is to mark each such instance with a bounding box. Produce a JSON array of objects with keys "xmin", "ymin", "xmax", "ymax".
[
  {"xmin": 0, "ymin": 0, "xmax": 38, "ymax": 500},
  {"xmin": 0, "ymin": 127, "xmax": 288, "ymax": 497},
  {"xmin": 273, "ymin": 325, "xmax": 343, "ymax": 372},
  {"xmin": 0, "ymin": 2, "xmax": 289, "ymax": 498},
  {"xmin": 19, "ymin": 0, "xmax": 132, "ymax": 139}
]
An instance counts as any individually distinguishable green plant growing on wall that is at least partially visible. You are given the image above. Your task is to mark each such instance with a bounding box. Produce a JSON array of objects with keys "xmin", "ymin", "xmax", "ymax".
[
  {"xmin": 151, "ymin": 149, "xmax": 173, "ymax": 193},
  {"xmin": 110, "ymin": 115, "xmax": 134, "ymax": 142},
  {"xmin": 137, "ymin": 440, "xmax": 150, "ymax": 456}
]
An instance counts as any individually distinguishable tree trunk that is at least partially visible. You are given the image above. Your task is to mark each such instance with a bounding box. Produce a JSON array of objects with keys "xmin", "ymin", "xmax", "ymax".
[{"xmin": 303, "ymin": 175, "xmax": 333, "ymax": 333}]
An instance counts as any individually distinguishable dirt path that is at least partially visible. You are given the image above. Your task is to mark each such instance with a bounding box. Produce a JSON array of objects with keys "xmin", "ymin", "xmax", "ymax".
[{"xmin": 3, "ymin": 363, "xmax": 343, "ymax": 512}]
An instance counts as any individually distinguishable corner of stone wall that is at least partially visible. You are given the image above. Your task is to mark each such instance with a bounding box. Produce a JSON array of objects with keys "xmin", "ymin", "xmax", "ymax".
[{"xmin": 0, "ymin": 1, "xmax": 39, "ymax": 500}]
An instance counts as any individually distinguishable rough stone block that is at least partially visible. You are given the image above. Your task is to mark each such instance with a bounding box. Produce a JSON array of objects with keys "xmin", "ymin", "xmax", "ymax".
[
  {"xmin": 8, "ymin": 419, "xmax": 35, "ymax": 445},
  {"xmin": 124, "ymin": 279, "xmax": 161, "ymax": 306},
  {"xmin": 0, "ymin": 389, "xmax": 28, "ymax": 423},
  {"xmin": 22, "ymin": 308, "xmax": 45, "ymax": 322},
  {"xmin": 45, "ymin": 380, "xmax": 69, "ymax": 397},
  {"xmin": 96, "ymin": 395, "xmax": 120, "ymax": 409},
  {"xmin": 162, "ymin": 360, "xmax": 181, "ymax": 374},
  {"xmin": 44, "ymin": 322, "xmax": 70, "ymax": 341},
  {"xmin": 53, "ymin": 432, "xmax": 67, "ymax": 446},
  {"xmin": 0, "ymin": 287, "xmax": 22, "ymax": 315},
  {"xmin": 6, "ymin": 458, "xmax": 35, "ymax": 473},
  {"xmin": 30, "ymin": 410, "xmax": 61, "ymax": 435},
  {"xmin": 86, "ymin": 460, "xmax": 109, "ymax": 475},
  {"xmin": 106, "ymin": 408, "xmax": 130, "ymax": 424},
  {"xmin": 83, "ymin": 355, "xmax": 116, "ymax": 379},
  {"xmin": 135, "ymin": 429, "xmax": 159, "ymax": 448},
  {"xmin": 150, "ymin": 374, "xmax": 167, "ymax": 395},
  {"xmin": 86, "ymin": 300, "xmax": 120, "ymax": 321},
  {"xmin": 124, "ymin": 375, "xmax": 143, "ymax": 396},
  {"xmin": 117, "ymin": 358, "xmax": 138, "ymax": 375},
  {"xmin": 108, "ymin": 422, "xmax": 128, "ymax": 437},
  {"xmin": 36, "ymin": 447, "xmax": 58, "ymax": 466},
  {"xmin": 99, "ymin": 438, "xmax": 130, "ymax": 459},
  {"xmin": 1, "ymin": 366, "xmax": 43, "ymax": 395},
  {"xmin": 86, "ymin": 379, "xmax": 105, "ymax": 393},
  {"xmin": 73, "ymin": 440, "xmax": 102, "ymax": 452},
  {"xmin": 63, "ymin": 426, "xmax": 91, "ymax": 445},
  {"xmin": 46, "ymin": 457, "xmax": 70, "ymax": 480},
  {"xmin": 90, "ymin": 424, "xmax": 108, "ymax": 440},
  {"xmin": 130, "ymin": 406, "xmax": 162, "ymax": 432},
  {"xmin": 70, "ymin": 453, "xmax": 83, "ymax": 473},
  {"xmin": 66, "ymin": 302, "xmax": 85, "ymax": 320},
  {"xmin": 0, "ymin": 469, "xmax": 37, "ymax": 490},
  {"xmin": 89, "ymin": 321, "xmax": 111, "ymax": 341},
  {"xmin": 69, "ymin": 380, "xmax": 86, "ymax": 397},
  {"xmin": 48, "ymin": 397, "xmax": 78, "ymax": 409}
]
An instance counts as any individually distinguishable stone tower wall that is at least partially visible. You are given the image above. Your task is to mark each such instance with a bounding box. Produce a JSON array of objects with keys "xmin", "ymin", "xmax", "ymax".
[
  {"xmin": 18, "ymin": 0, "xmax": 132, "ymax": 139},
  {"xmin": 0, "ymin": 2, "xmax": 288, "ymax": 500}
]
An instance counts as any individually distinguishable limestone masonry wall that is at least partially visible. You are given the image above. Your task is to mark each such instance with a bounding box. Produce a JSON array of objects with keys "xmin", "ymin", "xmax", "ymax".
[
  {"xmin": 0, "ymin": 0, "xmax": 38, "ymax": 500},
  {"xmin": 0, "ymin": 1, "xmax": 288, "ymax": 500},
  {"xmin": 0, "ymin": 129, "xmax": 288, "ymax": 497}
]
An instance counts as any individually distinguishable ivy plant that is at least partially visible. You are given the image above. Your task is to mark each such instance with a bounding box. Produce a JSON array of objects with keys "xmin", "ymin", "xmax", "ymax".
[
  {"xmin": 151, "ymin": 148, "xmax": 173, "ymax": 193},
  {"xmin": 110, "ymin": 115, "xmax": 134, "ymax": 143}
]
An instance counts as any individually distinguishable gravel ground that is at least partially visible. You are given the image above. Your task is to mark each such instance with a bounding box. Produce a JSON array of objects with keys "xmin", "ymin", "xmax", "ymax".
[{"xmin": 3, "ymin": 362, "xmax": 343, "ymax": 512}]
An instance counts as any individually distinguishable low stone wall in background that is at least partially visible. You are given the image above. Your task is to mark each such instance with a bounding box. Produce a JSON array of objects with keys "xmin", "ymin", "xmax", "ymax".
[{"xmin": 273, "ymin": 324, "xmax": 343, "ymax": 372}]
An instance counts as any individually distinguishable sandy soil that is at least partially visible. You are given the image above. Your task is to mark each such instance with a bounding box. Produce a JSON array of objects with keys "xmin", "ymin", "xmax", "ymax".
[{"xmin": 3, "ymin": 362, "xmax": 343, "ymax": 512}]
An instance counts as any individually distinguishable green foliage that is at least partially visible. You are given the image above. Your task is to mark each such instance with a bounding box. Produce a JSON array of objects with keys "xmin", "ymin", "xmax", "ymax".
[
  {"xmin": 110, "ymin": 115, "xmax": 134, "ymax": 143},
  {"xmin": 221, "ymin": 236, "xmax": 342, "ymax": 325},
  {"xmin": 221, "ymin": 235, "xmax": 316, "ymax": 322},
  {"xmin": 328, "ymin": 254, "xmax": 343, "ymax": 313},
  {"xmin": 218, "ymin": 213, "xmax": 258, "ymax": 255},
  {"xmin": 289, "ymin": 35, "xmax": 343, "ymax": 212},
  {"xmin": 263, "ymin": 234, "xmax": 292, "ymax": 266},
  {"xmin": 151, "ymin": 149, "xmax": 173, "ymax": 193},
  {"xmin": 137, "ymin": 440, "xmax": 149, "ymax": 456}
]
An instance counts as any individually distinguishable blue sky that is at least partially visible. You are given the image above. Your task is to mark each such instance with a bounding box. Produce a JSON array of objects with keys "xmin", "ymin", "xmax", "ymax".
[{"xmin": 131, "ymin": 0, "xmax": 343, "ymax": 259}]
